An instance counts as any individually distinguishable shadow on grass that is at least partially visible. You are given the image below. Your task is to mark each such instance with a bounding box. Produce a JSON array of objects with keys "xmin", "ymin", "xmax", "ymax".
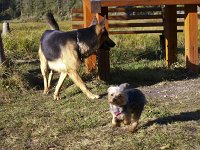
[
  {"xmin": 108, "ymin": 66, "xmax": 199, "ymax": 87},
  {"xmin": 23, "ymin": 68, "xmax": 95, "ymax": 91},
  {"xmin": 23, "ymin": 68, "xmax": 44, "ymax": 90},
  {"xmin": 141, "ymin": 109, "xmax": 200, "ymax": 128},
  {"xmin": 109, "ymin": 46, "xmax": 200, "ymax": 86}
]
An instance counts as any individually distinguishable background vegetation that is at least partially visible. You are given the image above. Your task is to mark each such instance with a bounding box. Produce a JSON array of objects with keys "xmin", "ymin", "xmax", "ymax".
[{"xmin": 0, "ymin": 0, "xmax": 82, "ymax": 21}]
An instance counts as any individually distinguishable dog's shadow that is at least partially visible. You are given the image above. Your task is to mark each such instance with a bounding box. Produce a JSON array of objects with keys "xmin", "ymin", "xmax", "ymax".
[{"xmin": 140, "ymin": 109, "xmax": 200, "ymax": 130}]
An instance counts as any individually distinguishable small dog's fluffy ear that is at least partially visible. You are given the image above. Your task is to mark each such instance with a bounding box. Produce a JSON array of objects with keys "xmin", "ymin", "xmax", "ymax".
[
  {"xmin": 119, "ymin": 83, "xmax": 130, "ymax": 91},
  {"xmin": 107, "ymin": 86, "xmax": 115, "ymax": 94}
]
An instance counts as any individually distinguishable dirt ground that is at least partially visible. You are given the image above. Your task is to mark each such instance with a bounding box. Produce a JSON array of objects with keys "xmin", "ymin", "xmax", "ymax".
[{"xmin": 142, "ymin": 77, "xmax": 200, "ymax": 101}]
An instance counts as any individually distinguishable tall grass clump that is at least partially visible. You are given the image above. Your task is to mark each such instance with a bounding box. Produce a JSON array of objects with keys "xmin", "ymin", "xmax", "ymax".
[
  {"xmin": 1, "ymin": 21, "xmax": 72, "ymax": 60},
  {"xmin": 1, "ymin": 22, "xmax": 47, "ymax": 60}
]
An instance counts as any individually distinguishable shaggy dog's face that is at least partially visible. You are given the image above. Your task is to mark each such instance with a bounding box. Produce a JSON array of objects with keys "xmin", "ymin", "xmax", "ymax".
[{"xmin": 107, "ymin": 86, "xmax": 128, "ymax": 106}]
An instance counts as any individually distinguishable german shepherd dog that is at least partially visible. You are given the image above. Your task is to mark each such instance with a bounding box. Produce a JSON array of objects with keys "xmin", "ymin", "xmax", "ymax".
[{"xmin": 39, "ymin": 16, "xmax": 115, "ymax": 100}]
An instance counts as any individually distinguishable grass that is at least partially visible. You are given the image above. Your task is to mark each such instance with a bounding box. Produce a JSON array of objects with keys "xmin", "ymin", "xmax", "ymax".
[{"xmin": 0, "ymin": 21, "xmax": 200, "ymax": 150}]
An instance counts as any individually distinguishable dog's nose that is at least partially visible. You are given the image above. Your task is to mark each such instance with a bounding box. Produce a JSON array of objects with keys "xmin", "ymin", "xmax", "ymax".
[{"xmin": 113, "ymin": 98, "xmax": 117, "ymax": 102}]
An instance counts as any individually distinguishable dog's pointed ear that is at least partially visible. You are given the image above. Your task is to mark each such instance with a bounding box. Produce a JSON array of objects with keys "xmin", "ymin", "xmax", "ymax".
[
  {"xmin": 99, "ymin": 15, "xmax": 106, "ymax": 28},
  {"xmin": 90, "ymin": 16, "xmax": 98, "ymax": 26},
  {"xmin": 96, "ymin": 15, "xmax": 106, "ymax": 35}
]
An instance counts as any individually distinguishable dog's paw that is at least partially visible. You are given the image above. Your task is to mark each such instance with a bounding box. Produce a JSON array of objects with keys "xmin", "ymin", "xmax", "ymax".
[
  {"xmin": 128, "ymin": 122, "xmax": 138, "ymax": 133},
  {"xmin": 54, "ymin": 94, "xmax": 61, "ymax": 100},
  {"xmin": 112, "ymin": 121, "xmax": 121, "ymax": 127},
  {"xmin": 43, "ymin": 88, "xmax": 49, "ymax": 94},
  {"xmin": 124, "ymin": 120, "xmax": 131, "ymax": 125}
]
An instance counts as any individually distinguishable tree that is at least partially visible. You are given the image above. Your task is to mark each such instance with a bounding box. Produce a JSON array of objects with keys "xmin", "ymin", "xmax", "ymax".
[{"xmin": 0, "ymin": 0, "xmax": 83, "ymax": 20}]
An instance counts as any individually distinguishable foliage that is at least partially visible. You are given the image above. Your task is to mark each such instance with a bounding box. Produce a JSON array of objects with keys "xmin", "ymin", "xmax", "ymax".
[{"xmin": 0, "ymin": 0, "xmax": 82, "ymax": 21}]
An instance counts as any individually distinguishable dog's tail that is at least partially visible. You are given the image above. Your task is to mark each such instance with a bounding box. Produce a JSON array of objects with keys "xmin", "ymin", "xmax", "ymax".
[{"xmin": 44, "ymin": 12, "xmax": 60, "ymax": 30}]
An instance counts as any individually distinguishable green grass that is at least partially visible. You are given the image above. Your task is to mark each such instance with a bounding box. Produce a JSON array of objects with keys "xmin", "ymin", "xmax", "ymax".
[{"xmin": 0, "ymin": 21, "xmax": 200, "ymax": 149}]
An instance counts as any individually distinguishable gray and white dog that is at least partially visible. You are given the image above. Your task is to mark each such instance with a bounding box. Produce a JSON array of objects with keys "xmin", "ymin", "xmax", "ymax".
[{"xmin": 107, "ymin": 83, "xmax": 147, "ymax": 132}]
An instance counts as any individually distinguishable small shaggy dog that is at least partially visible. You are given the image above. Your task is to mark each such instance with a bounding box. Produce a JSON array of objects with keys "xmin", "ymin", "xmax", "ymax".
[{"xmin": 107, "ymin": 83, "xmax": 147, "ymax": 132}]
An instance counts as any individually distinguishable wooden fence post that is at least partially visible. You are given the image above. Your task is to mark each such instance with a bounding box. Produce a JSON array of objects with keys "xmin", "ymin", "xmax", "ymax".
[
  {"xmin": 96, "ymin": 7, "xmax": 110, "ymax": 81},
  {"xmin": 0, "ymin": 34, "xmax": 6, "ymax": 64},
  {"xmin": 83, "ymin": 0, "xmax": 97, "ymax": 74},
  {"xmin": 184, "ymin": 5, "xmax": 199, "ymax": 72},
  {"xmin": 2, "ymin": 22, "xmax": 10, "ymax": 36},
  {"xmin": 163, "ymin": 5, "xmax": 177, "ymax": 66}
]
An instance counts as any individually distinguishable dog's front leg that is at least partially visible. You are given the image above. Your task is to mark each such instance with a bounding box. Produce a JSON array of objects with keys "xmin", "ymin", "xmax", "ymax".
[
  {"xmin": 68, "ymin": 70, "xmax": 100, "ymax": 99},
  {"xmin": 54, "ymin": 72, "xmax": 67, "ymax": 100},
  {"xmin": 112, "ymin": 115, "xmax": 121, "ymax": 127}
]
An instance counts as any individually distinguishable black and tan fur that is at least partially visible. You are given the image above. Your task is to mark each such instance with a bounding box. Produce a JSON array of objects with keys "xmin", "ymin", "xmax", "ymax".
[
  {"xmin": 39, "ymin": 15, "xmax": 115, "ymax": 100},
  {"xmin": 108, "ymin": 83, "xmax": 147, "ymax": 132}
]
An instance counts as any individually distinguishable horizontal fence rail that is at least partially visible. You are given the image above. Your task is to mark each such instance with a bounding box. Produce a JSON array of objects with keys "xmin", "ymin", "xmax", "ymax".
[{"xmin": 71, "ymin": 6, "xmax": 186, "ymax": 34}]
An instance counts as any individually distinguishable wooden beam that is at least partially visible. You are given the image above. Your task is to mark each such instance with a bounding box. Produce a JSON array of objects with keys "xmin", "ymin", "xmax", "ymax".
[
  {"xmin": 184, "ymin": 5, "xmax": 199, "ymax": 72},
  {"xmin": 90, "ymin": 0, "xmax": 200, "ymax": 13},
  {"xmin": 108, "ymin": 7, "xmax": 162, "ymax": 12},
  {"xmin": 72, "ymin": 24, "xmax": 84, "ymax": 29},
  {"xmin": 96, "ymin": 7, "xmax": 110, "ymax": 81},
  {"xmin": 83, "ymin": 0, "xmax": 97, "ymax": 74},
  {"xmin": 72, "ymin": 15, "xmax": 83, "ymax": 21},
  {"xmin": 109, "ymin": 22, "xmax": 163, "ymax": 28},
  {"xmin": 164, "ymin": 5, "xmax": 177, "ymax": 66},
  {"xmin": 108, "ymin": 14, "xmax": 163, "ymax": 20},
  {"xmin": 109, "ymin": 30, "xmax": 183, "ymax": 34},
  {"xmin": 72, "ymin": 14, "xmax": 185, "ymax": 21},
  {"xmin": 72, "ymin": 7, "xmax": 184, "ymax": 14}
]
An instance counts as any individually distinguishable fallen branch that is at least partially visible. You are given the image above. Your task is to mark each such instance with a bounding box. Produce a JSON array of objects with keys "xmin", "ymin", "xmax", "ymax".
[{"xmin": 13, "ymin": 59, "xmax": 39, "ymax": 64}]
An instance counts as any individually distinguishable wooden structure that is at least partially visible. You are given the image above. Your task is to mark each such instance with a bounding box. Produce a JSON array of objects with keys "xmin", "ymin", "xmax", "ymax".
[
  {"xmin": 0, "ymin": 34, "xmax": 6, "ymax": 64},
  {"xmin": 75, "ymin": 0, "xmax": 200, "ymax": 80},
  {"xmin": 2, "ymin": 22, "xmax": 10, "ymax": 36}
]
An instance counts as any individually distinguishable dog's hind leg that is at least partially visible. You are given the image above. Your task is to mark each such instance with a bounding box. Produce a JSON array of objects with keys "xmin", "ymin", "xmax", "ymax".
[
  {"xmin": 48, "ymin": 70, "xmax": 53, "ymax": 89},
  {"xmin": 39, "ymin": 45, "xmax": 50, "ymax": 94},
  {"xmin": 129, "ymin": 108, "xmax": 143, "ymax": 132},
  {"xmin": 40, "ymin": 62, "xmax": 49, "ymax": 94},
  {"xmin": 124, "ymin": 113, "xmax": 131, "ymax": 125},
  {"xmin": 54, "ymin": 72, "xmax": 67, "ymax": 100},
  {"xmin": 68, "ymin": 70, "xmax": 100, "ymax": 99}
]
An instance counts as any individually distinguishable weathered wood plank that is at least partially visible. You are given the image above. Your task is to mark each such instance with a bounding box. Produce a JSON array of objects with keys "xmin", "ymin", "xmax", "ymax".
[
  {"xmin": 108, "ymin": 7, "xmax": 162, "ymax": 12},
  {"xmin": 89, "ymin": 0, "xmax": 200, "ymax": 13},
  {"xmin": 109, "ymin": 30, "xmax": 183, "ymax": 34},
  {"xmin": 72, "ymin": 24, "xmax": 84, "ymax": 29},
  {"xmin": 83, "ymin": 0, "xmax": 97, "ymax": 73},
  {"xmin": 72, "ymin": 16, "xmax": 83, "ymax": 21},
  {"xmin": 164, "ymin": 5, "xmax": 177, "ymax": 66},
  {"xmin": 109, "ymin": 14, "xmax": 162, "ymax": 20},
  {"xmin": 184, "ymin": 4, "xmax": 199, "ymax": 72},
  {"xmin": 72, "ymin": 14, "xmax": 185, "ymax": 22},
  {"xmin": 109, "ymin": 22, "xmax": 163, "ymax": 28},
  {"xmin": 72, "ymin": 6, "xmax": 185, "ymax": 14},
  {"xmin": 96, "ymin": 7, "xmax": 110, "ymax": 81},
  {"xmin": 0, "ymin": 34, "xmax": 6, "ymax": 64}
]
